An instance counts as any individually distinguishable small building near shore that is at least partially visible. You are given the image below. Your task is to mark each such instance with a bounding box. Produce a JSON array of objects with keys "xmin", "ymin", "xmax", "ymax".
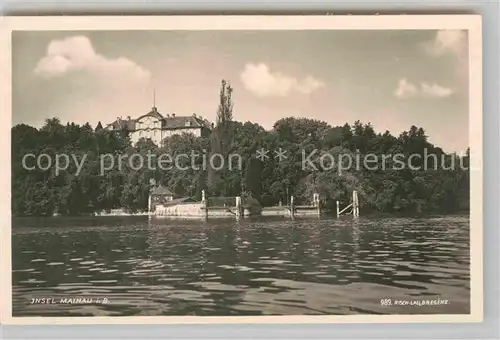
[
  {"xmin": 150, "ymin": 185, "xmax": 175, "ymax": 204},
  {"xmin": 148, "ymin": 185, "xmax": 199, "ymax": 213}
]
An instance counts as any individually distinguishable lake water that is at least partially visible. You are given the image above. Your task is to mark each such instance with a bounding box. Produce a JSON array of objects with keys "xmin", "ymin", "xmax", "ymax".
[{"xmin": 12, "ymin": 215, "xmax": 470, "ymax": 316}]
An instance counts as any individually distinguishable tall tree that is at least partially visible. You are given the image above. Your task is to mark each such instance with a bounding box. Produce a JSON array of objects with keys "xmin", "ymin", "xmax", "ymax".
[{"xmin": 207, "ymin": 79, "xmax": 234, "ymax": 195}]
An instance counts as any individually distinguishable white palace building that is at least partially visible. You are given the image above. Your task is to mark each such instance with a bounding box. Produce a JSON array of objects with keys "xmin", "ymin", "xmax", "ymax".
[{"xmin": 104, "ymin": 105, "xmax": 213, "ymax": 145}]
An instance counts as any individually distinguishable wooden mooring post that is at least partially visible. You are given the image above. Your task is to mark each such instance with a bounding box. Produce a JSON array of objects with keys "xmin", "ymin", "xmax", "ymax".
[
  {"xmin": 235, "ymin": 196, "xmax": 242, "ymax": 220},
  {"xmin": 352, "ymin": 190, "xmax": 359, "ymax": 218},
  {"xmin": 313, "ymin": 193, "xmax": 321, "ymax": 216},
  {"xmin": 202, "ymin": 189, "xmax": 208, "ymax": 220}
]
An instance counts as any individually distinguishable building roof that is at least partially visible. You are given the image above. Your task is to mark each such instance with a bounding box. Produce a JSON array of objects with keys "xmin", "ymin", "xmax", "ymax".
[
  {"xmin": 105, "ymin": 117, "xmax": 135, "ymax": 131},
  {"xmin": 151, "ymin": 185, "xmax": 174, "ymax": 196},
  {"xmin": 105, "ymin": 106, "xmax": 212, "ymax": 132},
  {"xmin": 163, "ymin": 115, "xmax": 209, "ymax": 130},
  {"xmin": 136, "ymin": 106, "xmax": 164, "ymax": 121}
]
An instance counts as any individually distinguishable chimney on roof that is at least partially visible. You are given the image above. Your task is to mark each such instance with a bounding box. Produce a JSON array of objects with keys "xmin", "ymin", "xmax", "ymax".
[
  {"xmin": 127, "ymin": 116, "xmax": 131, "ymax": 120},
  {"xmin": 172, "ymin": 113, "xmax": 176, "ymax": 118}
]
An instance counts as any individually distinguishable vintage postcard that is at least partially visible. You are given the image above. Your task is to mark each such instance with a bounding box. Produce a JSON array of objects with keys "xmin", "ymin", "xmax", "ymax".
[{"xmin": 0, "ymin": 15, "xmax": 482, "ymax": 324}]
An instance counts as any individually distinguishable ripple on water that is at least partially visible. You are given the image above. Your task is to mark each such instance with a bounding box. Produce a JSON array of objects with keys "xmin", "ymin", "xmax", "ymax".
[
  {"xmin": 11, "ymin": 215, "xmax": 471, "ymax": 316},
  {"xmin": 114, "ymin": 259, "xmax": 140, "ymax": 264},
  {"xmin": 58, "ymin": 282, "xmax": 92, "ymax": 286},
  {"xmin": 79, "ymin": 261, "xmax": 95, "ymax": 265},
  {"xmin": 364, "ymin": 272, "xmax": 385, "ymax": 276},
  {"xmin": 89, "ymin": 280, "xmax": 118, "ymax": 284},
  {"xmin": 19, "ymin": 279, "xmax": 46, "ymax": 284},
  {"xmin": 13, "ymin": 268, "xmax": 35, "ymax": 273},
  {"xmin": 303, "ymin": 271, "xmax": 325, "ymax": 275},
  {"xmin": 88, "ymin": 268, "xmax": 103, "ymax": 272}
]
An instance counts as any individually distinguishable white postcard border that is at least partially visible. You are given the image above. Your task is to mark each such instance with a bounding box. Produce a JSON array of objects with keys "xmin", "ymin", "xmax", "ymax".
[{"xmin": 0, "ymin": 15, "xmax": 483, "ymax": 325}]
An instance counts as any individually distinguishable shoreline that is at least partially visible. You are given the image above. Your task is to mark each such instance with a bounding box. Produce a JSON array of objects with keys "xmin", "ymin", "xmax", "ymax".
[{"xmin": 11, "ymin": 211, "xmax": 471, "ymax": 220}]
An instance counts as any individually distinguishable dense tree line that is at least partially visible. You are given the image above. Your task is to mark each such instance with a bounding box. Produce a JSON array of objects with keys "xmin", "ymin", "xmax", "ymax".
[{"xmin": 12, "ymin": 81, "xmax": 469, "ymax": 217}]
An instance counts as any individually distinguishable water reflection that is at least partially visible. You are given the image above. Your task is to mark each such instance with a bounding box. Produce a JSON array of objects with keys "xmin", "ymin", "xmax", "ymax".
[{"xmin": 12, "ymin": 215, "xmax": 470, "ymax": 316}]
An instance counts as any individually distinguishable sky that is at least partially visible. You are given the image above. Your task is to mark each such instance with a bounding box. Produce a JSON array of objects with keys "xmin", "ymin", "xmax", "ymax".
[{"xmin": 12, "ymin": 29, "xmax": 469, "ymax": 153}]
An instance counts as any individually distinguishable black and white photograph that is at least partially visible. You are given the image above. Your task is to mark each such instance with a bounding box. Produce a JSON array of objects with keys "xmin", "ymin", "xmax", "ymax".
[{"xmin": 1, "ymin": 15, "xmax": 483, "ymax": 324}]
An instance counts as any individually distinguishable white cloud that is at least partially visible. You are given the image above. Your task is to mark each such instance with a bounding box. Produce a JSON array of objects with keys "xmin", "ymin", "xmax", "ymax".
[
  {"xmin": 423, "ymin": 30, "xmax": 467, "ymax": 56},
  {"xmin": 240, "ymin": 63, "xmax": 324, "ymax": 97},
  {"xmin": 34, "ymin": 36, "xmax": 151, "ymax": 83},
  {"xmin": 32, "ymin": 36, "xmax": 154, "ymax": 127},
  {"xmin": 421, "ymin": 30, "xmax": 468, "ymax": 89},
  {"xmin": 394, "ymin": 78, "xmax": 418, "ymax": 98},
  {"xmin": 420, "ymin": 82, "xmax": 454, "ymax": 98},
  {"xmin": 394, "ymin": 78, "xmax": 453, "ymax": 99}
]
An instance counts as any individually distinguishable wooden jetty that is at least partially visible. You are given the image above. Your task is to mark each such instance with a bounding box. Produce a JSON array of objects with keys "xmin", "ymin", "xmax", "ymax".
[
  {"xmin": 336, "ymin": 190, "xmax": 360, "ymax": 218},
  {"xmin": 147, "ymin": 183, "xmax": 359, "ymax": 220}
]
